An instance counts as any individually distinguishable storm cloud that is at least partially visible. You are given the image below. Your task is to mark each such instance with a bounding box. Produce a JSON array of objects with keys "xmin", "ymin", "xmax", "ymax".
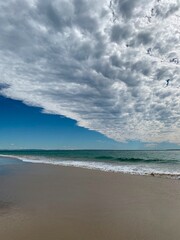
[{"xmin": 0, "ymin": 0, "xmax": 179, "ymax": 144}]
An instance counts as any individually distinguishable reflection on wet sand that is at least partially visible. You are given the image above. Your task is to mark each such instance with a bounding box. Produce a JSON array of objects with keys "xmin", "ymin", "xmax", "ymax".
[{"xmin": 0, "ymin": 201, "xmax": 13, "ymax": 215}]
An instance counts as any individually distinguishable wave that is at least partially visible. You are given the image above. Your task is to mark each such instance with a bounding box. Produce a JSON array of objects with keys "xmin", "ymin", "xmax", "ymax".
[
  {"xmin": 1, "ymin": 154, "xmax": 180, "ymax": 179},
  {"xmin": 95, "ymin": 156, "xmax": 179, "ymax": 164},
  {"xmin": 115, "ymin": 157, "xmax": 178, "ymax": 164}
]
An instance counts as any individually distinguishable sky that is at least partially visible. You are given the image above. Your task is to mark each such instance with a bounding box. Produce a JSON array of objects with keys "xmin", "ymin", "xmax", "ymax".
[
  {"xmin": 0, "ymin": 95, "xmax": 148, "ymax": 149},
  {"xmin": 0, "ymin": 0, "xmax": 179, "ymax": 149}
]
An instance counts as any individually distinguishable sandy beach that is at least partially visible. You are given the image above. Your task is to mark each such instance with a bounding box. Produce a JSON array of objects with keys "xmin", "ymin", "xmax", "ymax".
[{"xmin": 1, "ymin": 163, "xmax": 180, "ymax": 240}]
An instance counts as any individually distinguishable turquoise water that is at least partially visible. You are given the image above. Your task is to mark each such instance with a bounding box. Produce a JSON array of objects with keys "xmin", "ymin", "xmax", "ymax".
[{"xmin": 0, "ymin": 150, "xmax": 180, "ymax": 178}]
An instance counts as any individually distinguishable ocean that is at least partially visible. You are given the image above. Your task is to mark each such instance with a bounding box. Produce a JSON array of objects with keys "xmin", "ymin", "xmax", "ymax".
[{"xmin": 0, "ymin": 150, "xmax": 180, "ymax": 178}]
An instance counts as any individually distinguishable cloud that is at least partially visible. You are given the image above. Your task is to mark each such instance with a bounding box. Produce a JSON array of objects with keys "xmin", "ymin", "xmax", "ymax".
[{"xmin": 0, "ymin": 0, "xmax": 179, "ymax": 144}]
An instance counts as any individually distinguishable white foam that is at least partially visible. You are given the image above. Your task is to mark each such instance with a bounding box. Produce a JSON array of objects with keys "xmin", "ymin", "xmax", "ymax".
[{"xmin": 1, "ymin": 154, "xmax": 180, "ymax": 178}]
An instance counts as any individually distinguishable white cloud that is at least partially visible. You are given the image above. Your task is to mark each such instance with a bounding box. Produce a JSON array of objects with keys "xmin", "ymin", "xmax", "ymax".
[{"xmin": 0, "ymin": 0, "xmax": 179, "ymax": 144}]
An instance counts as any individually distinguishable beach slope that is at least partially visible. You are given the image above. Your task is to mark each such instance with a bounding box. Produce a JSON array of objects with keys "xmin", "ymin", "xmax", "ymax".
[{"xmin": 1, "ymin": 163, "xmax": 180, "ymax": 240}]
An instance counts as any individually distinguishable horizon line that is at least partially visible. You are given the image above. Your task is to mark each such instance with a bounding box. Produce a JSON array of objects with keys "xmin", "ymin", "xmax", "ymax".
[{"xmin": 0, "ymin": 148, "xmax": 180, "ymax": 151}]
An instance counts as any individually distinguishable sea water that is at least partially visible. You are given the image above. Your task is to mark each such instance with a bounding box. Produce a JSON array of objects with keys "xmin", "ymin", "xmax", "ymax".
[{"xmin": 0, "ymin": 150, "xmax": 180, "ymax": 178}]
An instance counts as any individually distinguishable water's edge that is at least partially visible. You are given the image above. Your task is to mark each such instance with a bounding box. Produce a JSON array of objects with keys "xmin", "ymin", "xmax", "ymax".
[{"xmin": 1, "ymin": 154, "xmax": 180, "ymax": 180}]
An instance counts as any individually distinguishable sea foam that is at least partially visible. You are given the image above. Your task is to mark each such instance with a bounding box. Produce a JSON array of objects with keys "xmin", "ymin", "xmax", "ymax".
[{"xmin": 1, "ymin": 154, "xmax": 180, "ymax": 179}]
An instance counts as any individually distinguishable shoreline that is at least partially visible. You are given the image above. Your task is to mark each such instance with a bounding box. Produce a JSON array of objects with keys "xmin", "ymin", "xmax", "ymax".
[{"xmin": 1, "ymin": 153, "xmax": 180, "ymax": 180}]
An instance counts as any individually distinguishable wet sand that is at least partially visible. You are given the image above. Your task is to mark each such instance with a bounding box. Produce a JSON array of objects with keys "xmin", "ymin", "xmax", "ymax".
[{"xmin": 1, "ymin": 163, "xmax": 180, "ymax": 240}]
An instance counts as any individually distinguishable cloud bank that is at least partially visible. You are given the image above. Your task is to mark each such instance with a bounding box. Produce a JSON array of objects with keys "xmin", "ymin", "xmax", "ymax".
[{"xmin": 0, "ymin": 0, "xmax": 180, "ymax": 144}]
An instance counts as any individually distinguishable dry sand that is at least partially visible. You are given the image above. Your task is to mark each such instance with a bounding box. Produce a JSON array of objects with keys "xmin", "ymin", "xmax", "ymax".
[{"xmin": 1, "ymin": 163, "xmax": 180, "ymax": 240}]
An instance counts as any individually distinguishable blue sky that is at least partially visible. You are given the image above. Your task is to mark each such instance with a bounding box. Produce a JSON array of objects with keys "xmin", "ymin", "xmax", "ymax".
[
  {"xmin": 0, "ymin": 96, "xmax": 115, "ymax": 149},
  {"xmin": 0, "ymin": 96, "xmax": 179, "ymax": 150},
  {"xmin": 0, "ymin": 96, "xmax": 125, "ymax": 149},
  {"xmin": 0, "ymin": 0, "xmax": 179, "ymax": 149}
]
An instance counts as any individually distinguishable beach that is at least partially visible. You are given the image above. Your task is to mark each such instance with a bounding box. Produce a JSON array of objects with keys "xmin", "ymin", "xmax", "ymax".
[{"xmin": 1, "ymin": 162, "xmax": 180, "ymax": 240}]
